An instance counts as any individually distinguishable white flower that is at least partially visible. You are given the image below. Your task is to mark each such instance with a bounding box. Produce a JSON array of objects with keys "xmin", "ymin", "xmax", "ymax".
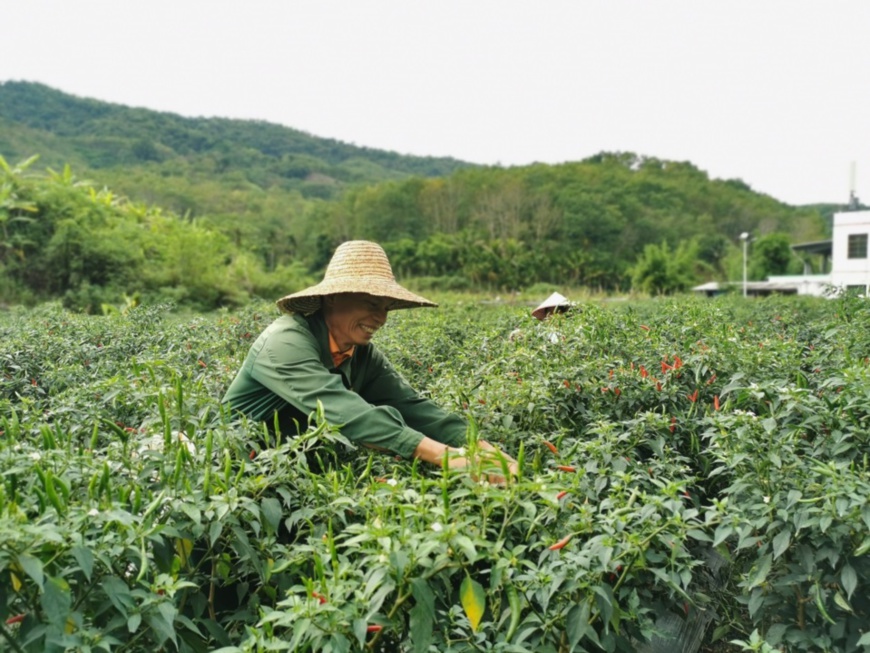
[
  {"xmin": 431, "ymin": 522, "xmax": 443, "ymax": 532},
  {"xmin": 386, "ymin": 478, "xmax": 398, "ymax": 487},
  {"xmin": 29, "ymin": 452, "xmax": 41, "ymax": 461},
  {"xmin": 87, "ymin": 508, "xmax": 100, "ymax": 517},
  {"xmin": 455, "ymin": 447, "xmax": 466, "ymax": 456},
  {"xmin": 763, "ymin": 496, "xmax": 770, "ymax": 504}
]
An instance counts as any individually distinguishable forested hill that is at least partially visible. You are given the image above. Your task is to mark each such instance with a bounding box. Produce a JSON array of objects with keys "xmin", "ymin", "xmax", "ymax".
[
  {"xmin": 0, "ymin": 80, "xmax": 839, "ymax": 311},
  {"xmin": 0, "ymin": 81, "xmax": 475, "ymax": 193}
]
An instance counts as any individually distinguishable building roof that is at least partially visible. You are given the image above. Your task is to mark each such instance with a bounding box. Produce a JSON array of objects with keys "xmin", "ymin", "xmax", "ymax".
[{"xmin": 791, "ymin": 239, "xmax": 832, "ymax": 256}]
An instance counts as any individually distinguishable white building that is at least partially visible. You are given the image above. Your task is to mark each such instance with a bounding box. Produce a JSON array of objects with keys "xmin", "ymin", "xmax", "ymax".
[{"xmin": 693, "ymin": 209, "xmax": 870, "ymax": 297}]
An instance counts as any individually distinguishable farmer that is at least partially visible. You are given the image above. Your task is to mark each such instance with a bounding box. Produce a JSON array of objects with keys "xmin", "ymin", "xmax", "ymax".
[
  {"xmin": 222, "ymin": 240, "xmax": 517, "ymax": 482},
  {"xmin": 508, "ymin": 291, "xmax": 575, "ymax": 342},
  {"xmin": 531, "ymin": 291, "xmax": 574, "ymax": 321}
]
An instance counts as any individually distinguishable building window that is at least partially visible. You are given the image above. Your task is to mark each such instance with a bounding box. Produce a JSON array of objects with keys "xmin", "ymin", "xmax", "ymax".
[{"xmin": 847, "ymin": 234, "xmax": 868, "ymax": 259}]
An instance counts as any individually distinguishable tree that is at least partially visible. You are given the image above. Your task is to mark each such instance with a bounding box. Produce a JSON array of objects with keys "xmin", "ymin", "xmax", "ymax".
[
  {"xmin": 749, "ymin": 233, "xmax": 797, "ymax": 279},
  {"xmin": 630, "ymin": 240, "xmax": 700, "ymax": 295}
]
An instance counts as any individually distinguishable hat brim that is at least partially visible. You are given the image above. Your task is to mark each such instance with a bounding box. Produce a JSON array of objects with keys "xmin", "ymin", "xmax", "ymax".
[
  {"xmin": 277, "ymin": 277, "xmax": 436, "ymax": 315},
  {"xmin": 531, "ymin": 293, "xmax": 573, "ymax": 320}
]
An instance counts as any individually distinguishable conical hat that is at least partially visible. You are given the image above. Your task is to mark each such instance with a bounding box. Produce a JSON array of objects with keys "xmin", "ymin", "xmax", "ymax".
[
  {"xmin": 531, "ymin": 292, "xmax": 572, "ymax": 320},
  {"xmin": 276, "ymin": 241, "xmax": 436, "ymax": 315}
]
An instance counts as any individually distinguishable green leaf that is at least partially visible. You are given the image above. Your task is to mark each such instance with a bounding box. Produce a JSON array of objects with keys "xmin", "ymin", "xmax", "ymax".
[
  {"xmin": 209, "ymin": 520, "xmax": 223, "ymax": 547},
  {"xmin": 260, "ymin": 497, "xmax": 283, "ymax": 534},
  {"xmin": 747, "ymin": 554, "xmax": 772, "ymax": 589},
  {"xmin": 460, "ymin": 573, "xmax": 486, "ymax": 632},
  {"xmin": 409, "ymin": 578, "xmax": 434, "ymax": 653},
  {"xmin": 747, "ymin": 589, "xmax": 764, "ymax": 618},
  {"xmin": 566, "ymin": 602, "xmax": 591, "ymax": 651},
  {"xmin": 451, "ymin": 535, "xmax": 478, "ymax": 562},
  {"xmin": 841, "ymin": 564, "xmax": 857, "ymax": 600},
  {"xmin": 16, "ymin": 553, "xmax": 44, "ymax": 588},
  {"xmin": 41, "ymin": 575, "xmax": 71, "ymax": 626},
  {"xmin": 687, "ymin": 528, "xmax": 712, "ymax": 542},
  {"xmin": 70, "ymin": 545, "xmax": 94, "ymax": 581},
  {"xmin": 772, "ymin": 529, "xmax": 790, "ymax": 559},
  {"xmin": 712, "ymin": 524, "xmax": 733, "ymax": 547},
  {"xmin": 146, "ymin": 602, "xmax": 178, "ymax": 647},
  {"xmin": 102, "ymin": 577, "xmax": 134, "ymax": 616},
  {"xmin": 352, "ymin": 618, "xmax": 368, "ymax": 648}
]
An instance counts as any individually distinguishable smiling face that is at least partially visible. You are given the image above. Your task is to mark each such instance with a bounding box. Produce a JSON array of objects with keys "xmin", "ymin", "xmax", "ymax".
[{"xmin": 322, "ymin": 293, "xmax": 391, "ymax": 350}]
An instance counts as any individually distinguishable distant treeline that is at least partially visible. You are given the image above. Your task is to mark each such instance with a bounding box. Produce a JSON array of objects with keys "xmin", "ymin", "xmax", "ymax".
[{"xmin": 0, "ymin": 81, "xmax": 843, "ymax": 310}]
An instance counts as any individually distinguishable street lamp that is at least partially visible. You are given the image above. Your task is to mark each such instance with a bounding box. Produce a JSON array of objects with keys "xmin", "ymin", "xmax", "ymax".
[{"xmin": 740, "ymin": 232, "xmax": 750, "ymax": 298}]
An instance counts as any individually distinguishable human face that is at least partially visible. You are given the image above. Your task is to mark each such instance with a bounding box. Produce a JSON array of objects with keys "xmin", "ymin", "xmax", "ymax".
[{"xmin": 322, "ymin": 293, "xmax": 391, "ymax": 350}]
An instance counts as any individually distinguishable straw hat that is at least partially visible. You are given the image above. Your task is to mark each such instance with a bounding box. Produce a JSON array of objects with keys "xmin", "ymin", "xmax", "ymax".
[
  {"xmin": 531, "ymin": 292, "xmax": 573, "ymax": 320},
  {"xmin": 277, "ymin": 241, "xmax": 436, "ymax": 315}
]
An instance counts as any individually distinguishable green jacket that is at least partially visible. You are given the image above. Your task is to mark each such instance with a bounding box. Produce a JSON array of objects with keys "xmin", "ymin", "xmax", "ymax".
[{"xmin": 221, "ymin": 312, "xmax": 467, "ymax": 459}]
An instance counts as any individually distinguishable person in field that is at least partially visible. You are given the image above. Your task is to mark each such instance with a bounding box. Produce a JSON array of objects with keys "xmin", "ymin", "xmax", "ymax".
[
  {"xmin": 222, "ymin": 240, "xmax": 517, "ymax": 481},
  {"xmin": 508, "ymin": 291, "xmax": 575, "ymax": 343}
]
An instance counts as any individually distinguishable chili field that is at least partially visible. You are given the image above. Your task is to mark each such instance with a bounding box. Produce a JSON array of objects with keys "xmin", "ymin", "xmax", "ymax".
[{"xmin": 1, "ymin": 296, "xmax": 869, "ymax": 653}]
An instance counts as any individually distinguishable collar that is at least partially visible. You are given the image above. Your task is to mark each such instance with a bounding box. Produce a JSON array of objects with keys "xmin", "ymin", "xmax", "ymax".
[{"xmin": 328, "ymin": 332, "xmax": 355, "ymax": 369}]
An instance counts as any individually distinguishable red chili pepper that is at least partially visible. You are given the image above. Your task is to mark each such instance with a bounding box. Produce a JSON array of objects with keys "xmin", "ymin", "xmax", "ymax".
[
  {"xmin": 198, "ymin": 360, "xmax": 207, "ymax": 367},
  {"xmin": 556, "ymin": 465, "xmax": 577, "ymax": 473},
  {"xmin": 656, "ymin": 381, "xmax": 662, "ymax": 392},
  {"xmin": 687, "ymin": 389, "xmax": 698, "ymax": 403},
  {"xmin": 563, "ymin": 379, "xmax": 571, "ymax": 388},
  {"xmin": 556, "ymin": 491, "xmax": 568, "ymax": 500},
  {"xmin": 543, "ymin": 440, "xmax": 559, "ymax": 456},
  {"xmin": 5, "ymin": 614, "xmax": 25, "ymax": 626},
  {"xmin": 549, "ymin": 535, "xmax": 572, "ymax": 551},
  {"xmin": 614, "ymin": 387, "xmax": 621, "ymax": 396},
  {"xmin": 661, "ymin": 361, "xmax": 672, "ymax": 373},
  {"xmin": 707, "ymin": 374, "xmax": 717, "ymax": 385},
  {"xmin": 311, "ymin": 591, "xmax": 327, "ymax": 604},
  {"xmin": 640, "ymin": 365, "xmax": 648, "ymax": 378},
  {"xmin": 713, "ymin": 395, "xmax": 720, "ymax": 411},
  {"xmin": 640, "ymin": 324, "xmax": 650, "ymax": 331},
  {"xmin": 669, "ymin": 416, "xmax": 677, "ymax": 433},
  {"xmin": 249, "ymin": 450, "xmax": 256, "ymax": 460},
  {"xmin": 366, "ymin": 624, "xmax": 383, "ymax": 633},
  {"xmin": 673, "ymin": 356, "xmax": 683, "ymax": 369}
]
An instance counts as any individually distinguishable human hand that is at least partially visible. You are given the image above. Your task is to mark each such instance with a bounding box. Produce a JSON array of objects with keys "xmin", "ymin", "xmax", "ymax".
[{"xmin": 447, "ymin": 443, "xmax": 517, "ymax": 486}]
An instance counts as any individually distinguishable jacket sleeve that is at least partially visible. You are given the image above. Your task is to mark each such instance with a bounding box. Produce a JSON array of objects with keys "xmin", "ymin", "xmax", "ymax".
[
  {"xmin": 359, "ymin": 347, "xmax": 468, "ymax": 449},
  {"xmin": 247, "ymin": 325, "xmax": 427, "ymax": 459}
]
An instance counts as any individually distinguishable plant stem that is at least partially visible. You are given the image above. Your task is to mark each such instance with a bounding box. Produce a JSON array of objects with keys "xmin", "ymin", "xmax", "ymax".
[{"xmin": 0, "ymin": 622, "xmax": 26, "ymax": 653}]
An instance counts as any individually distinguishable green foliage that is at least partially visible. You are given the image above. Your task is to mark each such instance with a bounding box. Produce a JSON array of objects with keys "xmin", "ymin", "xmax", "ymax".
[
  {"xmin": 629, "ymin": 239, "xmax": 703, "ymax": 295},
  {"xmin": 0, "ymin": 157, "xmax": 315, "ymax": 311},
  {"xmin": 1, "ymin": 82, "xmax": 831, "ymax": 297},
  {"xmin": 749, "ymin": 232, "xmax": 803, "ymax": 279},
  {"xmin": 2, "ymin": 295, "xmax": 870, "ymax": 652}
]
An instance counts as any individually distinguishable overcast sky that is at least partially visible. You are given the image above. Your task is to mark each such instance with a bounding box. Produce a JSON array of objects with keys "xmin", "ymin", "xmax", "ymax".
[{"xmin": 2, "ymin": 1, "xmax": 868, "ymax": 206}]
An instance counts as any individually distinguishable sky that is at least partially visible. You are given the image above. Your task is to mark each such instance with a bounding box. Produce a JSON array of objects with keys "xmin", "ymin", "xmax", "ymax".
[{"xmin": 2, "ymin": 1, "xmax": 869, "ymax": 206}]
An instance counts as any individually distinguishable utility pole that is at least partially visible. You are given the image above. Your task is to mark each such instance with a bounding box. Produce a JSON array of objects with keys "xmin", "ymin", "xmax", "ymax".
[{"xmin": 740, "ymin": 232, "xmax": 750, "ymax": 298}]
